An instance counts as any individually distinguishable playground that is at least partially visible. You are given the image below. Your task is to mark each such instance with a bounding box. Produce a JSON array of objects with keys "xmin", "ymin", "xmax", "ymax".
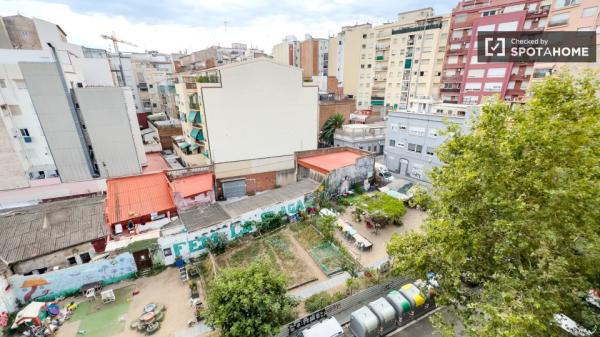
[{"xmin": 56, "ymin": 268, "xmax": 195, "ymax": 337}]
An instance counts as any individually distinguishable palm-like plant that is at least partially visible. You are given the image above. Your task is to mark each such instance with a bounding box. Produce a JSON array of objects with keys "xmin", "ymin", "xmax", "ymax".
[{"xmin": 319, "ymin": 114, "xmax": 345, "ymax": 146}]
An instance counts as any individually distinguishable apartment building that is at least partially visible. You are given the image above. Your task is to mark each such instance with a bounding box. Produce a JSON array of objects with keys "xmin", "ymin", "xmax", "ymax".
[
  {"xmin": 333, "ymin": 122, "xmax": 386, "ymax": 155},
  {"xmin": 384, "ymin": 98, "xmax": 478, "ymax": 182},
  {"xmin": 178, "ymin": 43, "xmax": 266, "ymax": 72},
  {"xmin": 299, "ymin": 35, "xmax": 329, "ymax": 80},
  {"xmin": 534, "ymin": 0, "xmax": 600, "ymax": 78},
  {"xmin": 272, "ymin": 35, "xmax": 300, "ymax": 67},
  {"xmin": 173, "ymin": 59, "xmax": 318, "ymax": 199},
  {"xmin": 328, "ymin": 23, "xmax": 374, "ymax": 100},
  {"xmin": 356, "ymin": 8, "xmax": 450, "ymax": 113},
  {"xmin": 440, "ymin": 0, "xmax": 551, "ymax": 104},
  {"xmin": 0, "ymin": 15, "xmax": 146, "ymax": 190}
]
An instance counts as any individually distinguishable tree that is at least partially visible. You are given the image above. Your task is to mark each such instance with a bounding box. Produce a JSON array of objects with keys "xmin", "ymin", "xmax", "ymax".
[
  {"xmin": 316, "ymin": 215, "xmax": 337, "ymax": 242},
  {"xmin": 356, "ymin": 192, "xmax": 407, "ymax": 226},
  {"xmin": 408, "ymin": 185, "xmax": 432, "ymax": 210},
  {"xmin": 387, "ymin": 71, "xmax": 600, "ymax": 336},
  {"xmin": 319, "ymin": 114, "xmax": 345, "ymax": 146},
  {"xmin": 204, "ymin": 261, "xmax": 297, "ymax": 337}
]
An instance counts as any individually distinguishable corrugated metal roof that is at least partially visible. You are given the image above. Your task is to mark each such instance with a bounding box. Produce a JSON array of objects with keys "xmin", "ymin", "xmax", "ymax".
[
  {"xmin": 179, "ymin": 203, "xmax": 231, "ymax": 232},
  {"xmin": 170, "ymin": 173, "xmax": 214, "ymax": 198},
  {"xmin": 105, "ymin": 173, "xmax": 176, "ymax": 224},
  {"xmin": 0, "ymin": 197, "xmax": 107, "ymax": 264},
  {"xmin": 297, "ymin": 151, "xmax": 363, "ymax": 174}
]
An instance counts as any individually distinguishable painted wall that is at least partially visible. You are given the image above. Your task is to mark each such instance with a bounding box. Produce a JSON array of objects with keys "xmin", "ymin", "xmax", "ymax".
[
  {"xmin": 0, "ymin": 274, "xmax": 17, "ymax": 315},
  {"xmin": 9, "ymin": 253, "xmax": 137, "ymax": 304},
  {"xmin": 158, "ymin": 195, "xmax": 310, "ymax": 265}
]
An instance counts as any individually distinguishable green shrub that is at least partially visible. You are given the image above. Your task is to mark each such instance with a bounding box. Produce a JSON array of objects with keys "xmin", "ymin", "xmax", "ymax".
[
  {"xmin": 408, "ymin": 185, "xmax": 432, "ymax": 210},
  {"xmin": 304, "ymin": 291, "xmax": 333, "ymax": 312},
  {"xmin": 316, "ymin": 215, "xmax": 336, "ymax": 243}
]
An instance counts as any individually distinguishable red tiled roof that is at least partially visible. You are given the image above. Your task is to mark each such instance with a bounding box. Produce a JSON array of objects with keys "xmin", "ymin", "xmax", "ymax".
[
  {"xmin": 170, "ymin": 173, "xmax": 214, "ymax": 198},
  {"xmin": 142, "ymin": 153, "xmax": 170, "ymax": 174},
  {"xmin": 297, "ymin": 151, "xmax": 363, "ymax": 174},
  {"xmin": 106, "ymin": 172, "xmax": 176, "ymax": 224}
]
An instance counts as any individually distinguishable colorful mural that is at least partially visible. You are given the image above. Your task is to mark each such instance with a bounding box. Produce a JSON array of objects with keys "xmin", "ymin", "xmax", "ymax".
[
  {"xmin": 159, "ymin": 195, "xmax": 307, "ymax": 265},
  {"xmin": 9, "ymin": 253, "xmax": 137, "ymax": 303}
]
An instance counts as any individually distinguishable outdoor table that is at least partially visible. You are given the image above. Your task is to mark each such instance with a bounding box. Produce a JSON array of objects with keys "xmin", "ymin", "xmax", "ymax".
[
  {"xmin": 143, "ymin": 303, "xmax": 157, "ymax": 313},
  {"xmin": 353, "ymin": 233, "xmax": 373, "ymax": 251},
  {"xmin": 337, "ymin": 219, "xmax": 357, "ymax": 236},
  {"xmin": 141, "ymin": 312, "xmax": 155, "ymax": 323}
]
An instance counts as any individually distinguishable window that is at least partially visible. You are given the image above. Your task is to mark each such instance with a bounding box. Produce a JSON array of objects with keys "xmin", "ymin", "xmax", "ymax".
[
  {"xmin": 477, "ymin": 24, "xmax": 495, "ymax": 32},
  {"xmin": 549, "ymin": 13, "xmax": 570, "ymax": 26},
  {"xmin": 465, "ymin": 82, "xmax": 482, "ymax": 91},
  {"xmin": 504, "ymin": 4, "xmax": 525, "ymax": 12},
  {"xmin": 363, "ymin": 34, "xmax": 367, "ymax": 38},
  {"xmin": 498, "ymin": 21, "xmax": 519, "ymax": 31},
  {"xmin": 468, "ymin": 69, "xmax": 484, "ymax": 78},
  {"xmin": 487, "ymin": 67, "xmax": 506, "ymax": 77},
  {"xmin": 582, "ymin": 6, "xmax": 598, "ymax": 17},
  {"xmin": 80, "ymin": 252, "xmax": 91, "ymax": 264},
  {"xmin": 399, "ymin": 124, "xmax": 407, "ymax": 130},
  {"xmin": 367, "ymin": 146, "xmax": 371, "ymax": 152},
  {"xmin": 396, "ymin": 141, "xmax": 405, "ymax": 148},
  {"xmin": 9, "ymin": 105, "xmax": 21, "ymax": 116},
  {"xmin": 416, "ymin": 144, "xmax": 423, "ymax": 153},
  {"xmin": 428, "ymin": 128, "xmax": 439, "ymax": 137},
  {"xmin": 0, "ymin": 79, "xmax": 5, "ymax": 88},
  {"xmin": 390, "ymin": 124, "xmax": 398, "ymax": 131},
  {"xmin": 389, "ymin": 139, "xmax": 395, "ymax": 147},
  {"xmin": 454, "ymin": 14, "xmax": 467, "ymax": 23},
  {"xmin": 407, "ymin": 143, "xmax": 416, "ymax": 152},
  {"xmin": 524, "ymin": 20, "xmax": 533, "ymax": 29},
  {"xmin": 426, "ymin": 147, "xmax": 435, "ymax": 156},
  {"xmin": 447, "ymin": 56, "xmax": 458, "ymax": 64},
  {"xmin": 555, "ymin": 0, "xmax": 581, "ymax": 8},
  {"xmin": 450, "ymin": 43, "xmax": 462, "ymax": 50},
  {"xmin": 481, "ymin": 10, "xmax": 497, "ymax": 16},
  {"xmin": 463, "ymin": 96, "xmax": 479, "ymax": 104},
  {"xmin": 484, "ymin": 82, "xmax": 503, "ymax": 92},
  {"xmin": 67, "ymin": 257, "xmax": 77, "ymax": 266},
  {"xmin": 19, "ymin": 128, "xmax": 30, "ymax": 137}
]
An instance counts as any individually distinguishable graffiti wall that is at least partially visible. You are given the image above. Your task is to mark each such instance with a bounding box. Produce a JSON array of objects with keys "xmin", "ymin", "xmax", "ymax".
[
  {"xmin": 9, "ymin": 253, "xmax": 137, "ymax": 303},
  {"xmin": 159, "ymin": 195, "xmax": 308, "ymax": 265}
]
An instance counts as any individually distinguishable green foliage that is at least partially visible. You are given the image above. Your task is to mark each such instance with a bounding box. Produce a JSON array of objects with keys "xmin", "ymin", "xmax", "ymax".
[
  {"xmin": 319, "ymin": 114, "xmax": 345, "ymax": 146},
  {"xmin": 356, "ymin": 192, "xmax": 406, "ymax": 226},
  {"xmin": 204, "ymin": 261, "xmax": 297, "ymax": 337},
  {"xmin": 256, "ymin": 213, "xmax": 283, "ymax": 234},
  {"xmin": 316, "ymin": 215, "xmax": 336, "ymax": 243},
  {"xmin": 408, "ymin": 185, "xmax": 432, "ymax": 210},
  {"xmin": 304, "ymin": 291, "xmax": 346, "ymax": 313},
  {"xmin": 386, "ymin": 71, "xmax": 600, "ymax": 336},
  {"xmin": 197, "ymin": 74, "xmax": 219, "ymax": 83},
  {"xmin": 206, "ymin": 232, "xmax": 228, "ymax": 255}
]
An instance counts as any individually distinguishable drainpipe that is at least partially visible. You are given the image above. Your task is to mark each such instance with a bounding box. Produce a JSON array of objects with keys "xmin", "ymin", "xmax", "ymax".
[{"xmin": 47, "ymin": 42, "xmax": 96, "ymax": 177}]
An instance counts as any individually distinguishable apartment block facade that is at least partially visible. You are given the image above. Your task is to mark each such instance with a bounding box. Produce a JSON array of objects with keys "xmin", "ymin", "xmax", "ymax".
[
  {"xmin": 534, "ymin": 0, "xmax": 600, "ymax": 78},
  {"xmin": 384, "ymin": 99, "xmax": 478, "ymax": 182},
  {"xmin": 173, "ymin": 59, "xmax": 318, "ymax": 199},
  {"xmin": 272, "ymin": 35, "xmax": 300, "ymax": 67},
  {"xmin": 299, "ymin": 35, "xmax": 329, "ymax": 80},
  {"xmin": 356, "ymin": 8, "xmax": 451, "ymax": 112},
  {"xmin": 440, "ymin": 0, "xmax": 550, "ymax": 104},
  {"xmin": 0, "ymin": 15, "xmax": 146, "ymax": 190}
]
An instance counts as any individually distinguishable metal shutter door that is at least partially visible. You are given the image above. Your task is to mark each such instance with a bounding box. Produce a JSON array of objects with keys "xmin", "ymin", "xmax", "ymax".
[{"xmin": 222, "ymin": 179, "xmax": 246, "ymax": 199}]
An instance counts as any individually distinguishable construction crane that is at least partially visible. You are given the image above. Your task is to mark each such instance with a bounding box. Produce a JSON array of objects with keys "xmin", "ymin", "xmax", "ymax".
[{"xmin": 101, "ymin": 32, "xmax": 137, "ymax": 86}]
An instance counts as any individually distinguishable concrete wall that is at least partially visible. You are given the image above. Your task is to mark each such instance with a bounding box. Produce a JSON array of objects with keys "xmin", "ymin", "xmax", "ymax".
[
  {"xmin": 0, "ymin": 117, "xmax": 28, "ymax": 190},
  {"xmin": 9, "ymin": 252, "xmax": 136, "ymax": 303},
  {"xmin": 75, "ymin": 87, "xmax": 144, "ymax": 178},
  {"xmin": 326, "ymin": 155, "xmax": 374, "ymax": 193},
  {"xmin": 20, "ymin": 62, "xmax": 92, "ymax": 182},
  {"xmin": 78, "ymin": 58, "xmax": 114, "ymax": 86},
  {"xmin": 213, "ymin": 155, "xmax": 295, "ymax": 180},
  {"xmin": 0, "ymin": 274, "xmax": 18, "ymax": 314},
  {"xmin": 203, "ymin": 59, "xmax": 318, "ymax": 164},
  {"xmin": 12, "ymin": 242, "xmax": 98, "ymax": 275}
]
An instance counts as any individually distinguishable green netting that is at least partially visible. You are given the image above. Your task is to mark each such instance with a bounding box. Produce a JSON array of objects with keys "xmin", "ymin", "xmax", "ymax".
[{"xmin": 309, "ymin": 242, "xmax": 345, "ymax": 276}]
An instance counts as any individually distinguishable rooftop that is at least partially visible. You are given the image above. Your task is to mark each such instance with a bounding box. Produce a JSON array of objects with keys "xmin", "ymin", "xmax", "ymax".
[
  {"xmin": 0, "ymin": 197, "xmax": 107, "ymax": 264},
  {"xmin": 106, "ymin": 173, "xmax": 176, "ymax": 225},
  {"xmin": 142, "ymin": 153, "xmax": 170, "ymax": 174},
  {"xmin": 297, "ymin": 151, "xmax": 365, "ymax": 174},
  {"xmin": 170, "ymin": 173, "xmax": 214, "ymax": 198},
  {"xmin": 221, "ymin": 179, "xmax": 320, "ymax": 218},
  {"xmin": 179, "ymin": 203, "xmax": 231, "ymax": 232}
]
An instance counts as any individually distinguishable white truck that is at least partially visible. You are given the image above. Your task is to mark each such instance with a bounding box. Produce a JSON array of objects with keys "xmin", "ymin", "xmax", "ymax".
[{"xmin": 375, "ymin": 163, "xmax": 394, "ymax": 184}]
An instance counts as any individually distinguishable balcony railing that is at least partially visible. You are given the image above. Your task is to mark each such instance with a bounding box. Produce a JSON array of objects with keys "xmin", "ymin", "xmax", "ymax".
[
  {"xmin": 442, "ymin": 75, "xmax": 464, "ymax": 82},
  {"xmin": 185, "ymin": 82, "xmax": 197, "ymax": 90},
  {"xmin": 334, "ymin": 129, "xmax": 386, "ymax": 141}
]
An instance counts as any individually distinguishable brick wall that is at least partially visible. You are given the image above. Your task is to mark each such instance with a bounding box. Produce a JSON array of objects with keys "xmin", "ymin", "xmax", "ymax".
[
  {"xmin": 216, "ymin": 171, "xmax": 277, "ymax": 197},
  {"xmin": 318, "ymin": 99, "xmax": 355, "ymax": 129},
  {"xmin": 154, "ymin": 124, "xmax": 183, "ymax": 150}
]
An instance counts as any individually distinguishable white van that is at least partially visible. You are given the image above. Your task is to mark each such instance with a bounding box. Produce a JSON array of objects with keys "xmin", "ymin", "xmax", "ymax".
[{"xmin": 375, "ymin": 163, "xmax": 394, "ymax": 183}]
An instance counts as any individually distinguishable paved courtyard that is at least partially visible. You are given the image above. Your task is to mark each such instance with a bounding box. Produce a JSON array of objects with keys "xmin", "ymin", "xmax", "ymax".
[{"xmin": 336, "ymin": 207, "xmax": 427, "ymax": 268}]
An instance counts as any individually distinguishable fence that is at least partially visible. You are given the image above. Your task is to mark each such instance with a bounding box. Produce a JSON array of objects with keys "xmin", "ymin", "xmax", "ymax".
[{"xmin": 278, "ymin": 276, "xmax": 413, "ymax": 337}]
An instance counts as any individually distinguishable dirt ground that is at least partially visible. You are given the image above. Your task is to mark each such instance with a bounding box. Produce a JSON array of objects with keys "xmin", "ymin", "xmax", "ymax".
[
  {"xmin": 56, "ymin": 268, "xmax": 196, "ymax": 337},
  {"xmin": 336, "ymin": 207, "xmax": 427, "ymax": 268}
]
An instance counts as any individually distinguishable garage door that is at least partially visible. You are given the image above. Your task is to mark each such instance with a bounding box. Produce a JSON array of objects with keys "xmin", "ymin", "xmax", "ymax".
[{"xmin": 222, "ymin": 179, "xmax": 246, "ymax": 199}]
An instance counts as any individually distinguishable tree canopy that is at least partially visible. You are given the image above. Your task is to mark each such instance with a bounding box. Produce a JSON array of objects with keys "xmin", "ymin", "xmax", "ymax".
[
  {"xmin": 319, "ymin": 114, "xmax": 345, "ymax": 146},
  {"xmin": 387, "ymin": 71, "xmax": 600, "ymax": 336},
  {"xmin": 204, "ymin": 261, "xmax": 297, "ymax": 337},
  {"xmin": 356, "ymin": 192, "xmax": 406, "ymax": 226}
]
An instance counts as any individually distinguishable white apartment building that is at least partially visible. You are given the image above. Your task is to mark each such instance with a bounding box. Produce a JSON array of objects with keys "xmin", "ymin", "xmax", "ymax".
[
  {"xmin": 173, "ymin": 59, "xmax": 318, "ymax": 199},
  {"xmin": 356, "ymin": 8, "xmax": 450, "ymax": 112},
  {"xmin": 0, "ymin": 15, "xmax": 146, "ymax": 190},
  {"xmin": 272, "ymin": 36, "xmax": 300, "ymax": 66}
]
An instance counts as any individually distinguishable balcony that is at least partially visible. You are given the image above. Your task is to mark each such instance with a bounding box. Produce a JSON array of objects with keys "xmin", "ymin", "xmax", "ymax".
[
  {"xmin": 373, "ymin": 77, "xmax": 387, "ymax": 82},
  {"xmin": 185, "ymin": 82, "xmax": 197, "ymax": 90},
  {"xmin": 442, "ymin": 75, "xmax": 464, "ymax": 83},
  {"xmin": 189, "ymin": 102, "xmax": 200, "ymax": 110},
  {"xmin": 447, "ymin": 47, "xmax": 467, "ymax": 55},
  {"xmin": 526, "ymin": 7, "xmax": 550, "ymax": 19},
  {"xmin": 440, "ymin": 86, "xmax": 460, "ymax": 92},
  {"xmin": 374, "ymin": 65, "xmax": 388, "ymax": 72},
  {"xmin": 375, "ymin": 44, "xmax": 390, "ymax": 51},
  {"xmin": 505, "ymin": 88, "xmax": 526, "ymax": 96},
  {"xmin": 375, "ymin": 55, "xmax": 385, "ymax": 61},
  {"xmin": 444, "ymin": 62, "xmax": 466, "ymax": 69},
  {"xmin": 334, "ymin": 128, "xmax": 386, "ymax": 142},
  {"xmin": 510, "ymin": 73, "xmax": 530, "ymax": 81}
]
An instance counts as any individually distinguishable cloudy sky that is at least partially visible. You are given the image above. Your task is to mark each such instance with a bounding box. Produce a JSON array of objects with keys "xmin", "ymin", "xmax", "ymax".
[{"xmin": 1, "ymin": 0, "xmax": 454, "ymax": 54}]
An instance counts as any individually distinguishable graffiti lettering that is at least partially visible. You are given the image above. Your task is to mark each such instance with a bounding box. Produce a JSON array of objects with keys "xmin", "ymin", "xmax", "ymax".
[{"xmin": 288, "ymin": 309, "xmax": 327, "ymax": 333}]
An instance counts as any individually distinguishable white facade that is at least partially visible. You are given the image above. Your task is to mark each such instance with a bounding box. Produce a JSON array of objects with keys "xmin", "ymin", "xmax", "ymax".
[{"xmin": 201, "ymin": 59, "xmax": 318, "ymax": 163}]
